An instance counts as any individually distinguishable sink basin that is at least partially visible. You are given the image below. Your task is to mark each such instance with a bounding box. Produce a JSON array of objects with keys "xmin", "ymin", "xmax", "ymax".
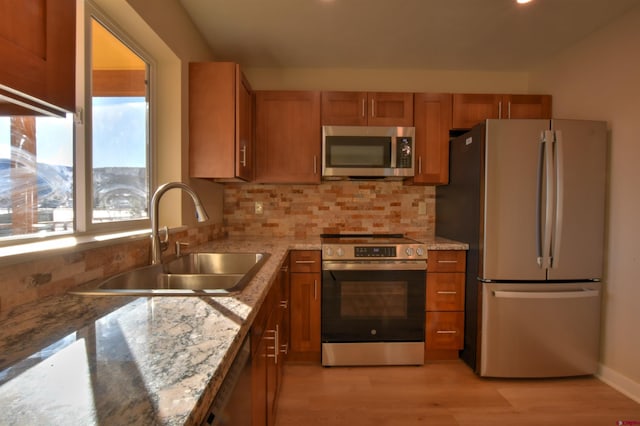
[{"xmin": 69, "ymin": 252, "xmax": 269, "ymax": 296}]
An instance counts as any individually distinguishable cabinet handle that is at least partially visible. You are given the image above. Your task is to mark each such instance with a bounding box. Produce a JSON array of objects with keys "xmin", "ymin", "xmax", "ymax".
[
  {"xmin": 280, "ymin": 300, "xmax": 288, "ymax": 309},
  {"xmin": 362, "ymin": 99, "xmax": 366, "ymax": 118},
  {"xmin": 371, "ymin": 99, "xmax": 375, "ymax": 118},
  {"xmin": 418, "ymin": 156, "xmax": 422, "ymax": 174},
  {"xmin": 498, "ymin": 101, "xmax": 502, "ymax": 119},
  {"xmin": 313, "ymin": 155, "xmax": 317, "ymax": 175},
  {"xmin": 265, "ymin": 328, "xmax": 279, "ymax": 364},
  {"xmin": 280, "ymin": 343, "xmax": 288, "ymax": 355},
  {"xmin": 314, "ymin": 279, "xmax": 318, "ymax": 300},
  {"xmin": 240, "ymin": 145, "xmax": 247, "ymax": 167},
  {"xmin": 437, "ymin": 260, "xmax": 458, "ymax": 264},
  {"xmin": 436, "ymin": 291, "xmax": 457, "ymax": 295},
  {"xmin": 508, "ymin": 101, "xmax": 512, "ymax": 119},
  {"xmin": 295, "ymin": 260, "xmax": 316, "ymax": 264},
  {"xmin": 436, "ymin": 330, "xmax": 458, "ymax": 334}
]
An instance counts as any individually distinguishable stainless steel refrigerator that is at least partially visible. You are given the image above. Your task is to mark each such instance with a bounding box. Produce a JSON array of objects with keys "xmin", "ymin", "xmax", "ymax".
[{"xmin": 436, "ymin": 119, "xmax": 606, "ymax": 378}]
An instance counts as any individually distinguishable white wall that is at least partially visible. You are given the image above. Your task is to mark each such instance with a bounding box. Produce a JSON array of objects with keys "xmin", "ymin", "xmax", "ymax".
[
  {"xmin": 530, "ymin": 5, "xmax": 640, "ymax": 402},
  {"xmin": 246, "ymin": 67, "xmax": 531, "ymax": 93}
]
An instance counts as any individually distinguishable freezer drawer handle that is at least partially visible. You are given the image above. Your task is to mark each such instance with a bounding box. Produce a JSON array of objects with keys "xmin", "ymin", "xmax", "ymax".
[{"xmin": 493, "ymin": 289, "xmax": 599, "ymax": 300}]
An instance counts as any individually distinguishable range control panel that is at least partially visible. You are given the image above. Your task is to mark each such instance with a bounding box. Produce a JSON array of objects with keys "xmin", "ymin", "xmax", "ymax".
[
  {"xmin": 323, "ymin": 242, "xmax": 426, "ymax": 261},
  {"xmin": 354, "ymin": 246, "xmax": 397, "ymax": 257}
]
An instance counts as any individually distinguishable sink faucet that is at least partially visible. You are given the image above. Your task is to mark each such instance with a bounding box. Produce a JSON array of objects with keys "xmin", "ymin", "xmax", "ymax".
[{"xmin": 150, "ymin": 182, "xmax": 209, "ymax": 265}]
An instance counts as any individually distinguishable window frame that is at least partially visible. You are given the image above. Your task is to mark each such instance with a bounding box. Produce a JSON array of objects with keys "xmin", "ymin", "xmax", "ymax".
[{"xmin": 78, "ymin": 1, "xmax": 155, "ymax": 235}]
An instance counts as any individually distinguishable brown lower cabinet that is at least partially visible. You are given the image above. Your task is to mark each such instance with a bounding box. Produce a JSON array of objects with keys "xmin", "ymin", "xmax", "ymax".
[
  {"xmin": 252, "ymin": 265, "xmax": 285, "ymax": 426},
  {"xmin": 425, "ymin": 250, "xmax": 466, "ymax": 360},
  {"xmin": 288, "ymin": 250, "xmax": 322, "ymax": 363}
]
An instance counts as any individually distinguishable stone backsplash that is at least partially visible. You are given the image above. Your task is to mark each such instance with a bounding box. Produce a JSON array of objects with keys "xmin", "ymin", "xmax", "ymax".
[
  {"xmin": 223, "ymin": 181, "xmax": 436, "ymax": 239},
  {"xmin": 0, "ymin": 223, "xmax": 224, "ymax": 315}
]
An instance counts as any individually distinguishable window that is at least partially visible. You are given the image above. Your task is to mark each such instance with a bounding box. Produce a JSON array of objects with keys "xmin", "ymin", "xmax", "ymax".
[
  {"xmin": 89, "ymin": 17, "xmax": 150, "ymax": 226},
  {"xmin": 0, "ymin": 114, "xmax": 74, "ymax": 239},
  {"xmin": 0, "ymin": 3, "xmax": 152, "ymax": 245}
]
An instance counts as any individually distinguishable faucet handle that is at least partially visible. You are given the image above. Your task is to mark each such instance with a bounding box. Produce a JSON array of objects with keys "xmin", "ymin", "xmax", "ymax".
[
  {"xmin": 175, "ymin": 241, "xmax": 189, "ymax": 257},
  {"xmin": 158, "ymin": 226, "xmax": 169, "ymax": 253}
]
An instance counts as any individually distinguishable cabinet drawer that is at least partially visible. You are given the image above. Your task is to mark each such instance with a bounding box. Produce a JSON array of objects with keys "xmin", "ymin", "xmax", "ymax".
[
  {"xmin": 290, "ymin": 250, "xmax": 321, "ymax": 273},
  {"xmin": 426, "ymin": 273, "xmax": 465, "ymax": 311},
  {"xmin": 428, "ymin": 250, "xmax": 466, "ymax": 273},
  {"xmin": 426, "ymin": 312, "xmax": 464, "ymax": 350}
]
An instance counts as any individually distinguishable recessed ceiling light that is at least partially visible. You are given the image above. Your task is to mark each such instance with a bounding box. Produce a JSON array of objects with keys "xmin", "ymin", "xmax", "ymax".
[{"xmin": 517, "ymin": 0, "xmax": 533, "ymax": 4}]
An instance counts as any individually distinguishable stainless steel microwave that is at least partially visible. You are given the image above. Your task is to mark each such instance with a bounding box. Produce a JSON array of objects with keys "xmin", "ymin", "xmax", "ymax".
[{"xmin": 321, "ymin": 125, "xmax": 415, "ymax": 179}]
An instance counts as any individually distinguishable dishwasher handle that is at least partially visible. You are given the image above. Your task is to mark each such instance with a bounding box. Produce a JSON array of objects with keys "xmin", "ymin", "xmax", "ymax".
[{"xmin": 493, "ymin": 289, "xmax": 599, "ymax": 300}]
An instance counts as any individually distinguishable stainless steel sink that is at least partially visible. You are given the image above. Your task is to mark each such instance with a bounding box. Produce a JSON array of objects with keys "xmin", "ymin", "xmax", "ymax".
[{"xmin": 69, "ymin": 252, "xmax": 269, "ymax": 296}]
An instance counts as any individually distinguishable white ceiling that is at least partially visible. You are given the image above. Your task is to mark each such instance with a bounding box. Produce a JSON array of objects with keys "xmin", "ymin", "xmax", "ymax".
[{"xmin": 179, "ymin": 0, "xmax": 640, "ymax": 71}]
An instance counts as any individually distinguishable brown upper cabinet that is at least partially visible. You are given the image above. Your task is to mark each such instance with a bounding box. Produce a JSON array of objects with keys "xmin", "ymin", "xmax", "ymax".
[
  {"xmin": 321, "ymin": 91, "xmax": 414, "ymax": 127},
  {"xmin": 452, "ymin": 94, "xmax": 552, "ymax": 130},
  {"xmin": 0, "ymin": 0, "xmax": 76, "ymax": 115},
  {"xmin": 255, "ymin": 91, "xmax": 321, "ymax": 184},
  {"xmin": 408, "ymin": 93, "xmax": 453, "ymax": 185},
  {"xmin": 189, "ymin": 62, "xmax": 254, "ymax": 181}
]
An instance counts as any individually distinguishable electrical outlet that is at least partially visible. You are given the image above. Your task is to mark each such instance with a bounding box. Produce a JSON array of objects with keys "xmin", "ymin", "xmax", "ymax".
[
  {"xmin": 255, "ymin": 201, "xmax": 264, "ymax": 215},
  {"xmin": 418, "ymin": 201, "xmax": 427, "ymax": 215}
]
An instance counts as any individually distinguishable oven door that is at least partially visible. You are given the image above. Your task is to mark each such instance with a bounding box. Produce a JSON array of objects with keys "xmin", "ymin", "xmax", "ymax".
[{"xmin": 321, "ymin": 261, "xmax": 426, "ymax": 343}]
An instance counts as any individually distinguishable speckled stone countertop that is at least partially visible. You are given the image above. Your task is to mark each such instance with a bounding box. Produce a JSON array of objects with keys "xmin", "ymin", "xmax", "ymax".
[{"xmin": 0, "ymin": 236, "xmax": 466, "ymax": 425}]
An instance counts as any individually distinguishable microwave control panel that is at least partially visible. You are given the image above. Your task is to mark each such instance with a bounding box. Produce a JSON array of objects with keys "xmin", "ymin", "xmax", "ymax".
[{"xmin": 396, "ymin": 137, "xmax": 413, "ymax": 168}]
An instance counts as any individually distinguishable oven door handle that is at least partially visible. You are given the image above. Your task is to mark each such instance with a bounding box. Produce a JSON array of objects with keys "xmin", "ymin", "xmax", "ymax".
[{"xmin": 322, "ymin": 261, "xmax": 427, "ymax": 271}]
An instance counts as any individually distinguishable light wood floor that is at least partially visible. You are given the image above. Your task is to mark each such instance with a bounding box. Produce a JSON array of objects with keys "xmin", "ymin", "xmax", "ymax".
[{"xmin": 275, "ymin": 360, "xmax": 640, "ymax": 426}]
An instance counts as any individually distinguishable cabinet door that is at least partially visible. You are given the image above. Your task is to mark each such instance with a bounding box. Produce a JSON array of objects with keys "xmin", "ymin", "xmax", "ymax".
[
  {"xmin": 428, "ymin": 250, "xmax": 466, "ymax": 273},
  {"xmin": 252, "ymin": 326, "xmax": 268, "ymax": 426},
  {"xmin": 426, "ymin": 273, "xmax": 465, "ymax": 311},
  {"xmin": 0, "ymin": 0, "xmax": 76, "ymax": 114},
  {"xmin": 236, "ymin": 72, "xmax": 254, "ymax": 180},
  {"xmin": 277, "ymin": 258, "xmax": 290, "ymax": 383},
  {"xmin": 368, "ymin": 92, "xmax": 414, "ymax": 126},
  {"xmin": 255, "ymin": 91, "xmax": 321, "ymax": 183},
  {"xmin": 410, "ymin": 93, "xmax": 452, "ymax": 184},
  {"xmin": 502, "ymin": 94, "xmax": 552, "ymax": 119},
  {"xmin": 290, "ymin": 272, "xmax": 321, "ymax": 353},
  {"xmin": 189, "ymin": 62, "xmax": 254, "ymax": 180},
  {"xmin": 321, "ymin": 91, "xmax": 368, "ymax": 126},
  {"xmin": 426, "ymin": 312, "xmax": 464, "ymax": 350},
  {"xmin": 452, "ymin": 93, "xmax": 501, "ymax": 129}
]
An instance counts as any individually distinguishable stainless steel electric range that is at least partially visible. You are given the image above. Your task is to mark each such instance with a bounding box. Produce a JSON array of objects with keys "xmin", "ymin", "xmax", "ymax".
[{"xmin": 320, "ymin": 234, "xmax": 427, "ymax": 366}]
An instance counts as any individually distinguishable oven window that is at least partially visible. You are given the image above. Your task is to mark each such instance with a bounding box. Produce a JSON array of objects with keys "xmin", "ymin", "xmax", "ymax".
[{"xmin": 340, "ymin": 281, "xmax": 408, "ymax": 319}]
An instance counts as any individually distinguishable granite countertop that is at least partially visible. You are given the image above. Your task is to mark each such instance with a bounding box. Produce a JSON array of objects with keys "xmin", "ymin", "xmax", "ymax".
[{"xmin": 0, "ymin": 236, "xmax": 466, "ymax": 425}]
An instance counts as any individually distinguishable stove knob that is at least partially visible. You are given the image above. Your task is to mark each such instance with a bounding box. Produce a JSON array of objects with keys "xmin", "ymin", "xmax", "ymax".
[
  {"xmin": 405, "ymin": 247, "xmax": 414, "ymax": 257},
  {"xmin": 325, "ymin": 247, "xmax": 334, "ymax": 257},
  {"xmin": 336, "ymin": 247, "xmax": 345, "ymax": 257},
  {"xmin": 416, "ymin": 247, "xmax": 425, "ymax": 257}
]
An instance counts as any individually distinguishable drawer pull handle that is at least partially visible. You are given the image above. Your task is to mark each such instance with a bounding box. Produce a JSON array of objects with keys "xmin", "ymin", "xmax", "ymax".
[
  {"xmin": 295, "ymin": 260, "xmax": 316, "ymax": 264},
  {"xmin": 436, "ymin": 291, "xmax": 457, "ymax": 295},
  {"xmin": 437, "ymin": 260, "xmax": 459, "ymax": 264},
  {"xmin": 436, "ymin": 330, "xmax": 458, "ymax": 334}
]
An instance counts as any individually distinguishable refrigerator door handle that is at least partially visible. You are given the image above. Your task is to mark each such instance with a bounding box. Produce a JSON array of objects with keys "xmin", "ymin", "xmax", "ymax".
[
  {"xmin": 493, "ymin": 289, "xmax": 599, "ymax": 300},
  {"xmin": 550, "ymin": 130, "xmax": 565, "ymax": 268},
  {"xmin": 535, "ymin": 136, "xmax": 546, "ymax": 267},
  {"xmin": 543, "ymin": 130, "xmax": 555, "ymax": 270}
]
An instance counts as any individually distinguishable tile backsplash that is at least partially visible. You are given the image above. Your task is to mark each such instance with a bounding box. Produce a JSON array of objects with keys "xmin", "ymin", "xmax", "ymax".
[{"xmin": 223, "ymin": 181, "xmax": 435, "ymax": 239}]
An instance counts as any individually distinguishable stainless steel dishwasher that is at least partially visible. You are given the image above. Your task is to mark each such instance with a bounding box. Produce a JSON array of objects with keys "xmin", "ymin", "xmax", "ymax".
[
  {"xmin": 202, "ymin": 334, "xmax": 252, "ymax": 426},
  {"xmin": 480, "ymin": 282, "xmax": 601, "ymax": 378}
]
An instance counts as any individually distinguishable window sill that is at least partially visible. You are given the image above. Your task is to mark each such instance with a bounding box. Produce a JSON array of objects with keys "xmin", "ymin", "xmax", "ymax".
[{"xmin": 0, "ymin": 229, "xmax": 152, "ymax": 268}]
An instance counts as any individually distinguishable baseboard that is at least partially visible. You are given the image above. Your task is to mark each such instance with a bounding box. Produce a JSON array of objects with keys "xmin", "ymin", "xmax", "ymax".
[{"xmin": 597, "ymin": 364, "xmax": 640, "ymax": 404}]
